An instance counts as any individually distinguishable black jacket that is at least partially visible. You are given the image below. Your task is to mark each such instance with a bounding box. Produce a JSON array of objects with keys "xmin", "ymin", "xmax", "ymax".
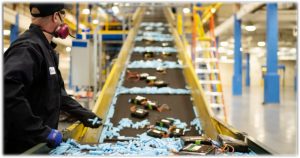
[{"xmin": 4, "ymin": 24, "xmax": 95, "ymax": 154}]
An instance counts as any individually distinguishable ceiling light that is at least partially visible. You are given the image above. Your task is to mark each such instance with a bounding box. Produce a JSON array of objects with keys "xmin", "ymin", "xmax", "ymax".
[
  {"xmin": 112, "ymin": 6, "xmax": 119, "ymax": 14},
  {"xmin": 220, "ymin": 41, "xmax": 228, "ymax": 47},
  {"xmin": 146, "ymin": 11, "xmax": 151, "ymax": 15},
  {"xmin": 245, "ymin": 25, "xmax": 256, "ymax": 32},
  {"xmin": 82, "ymin": 8, "xmax": 90, "ymax": 15},
  {"xmin": 210, "ymin": 8, "xmax": 216, "ymax": 13},
  {"xmin": 79, "ymin": 24, "xmax": 86, "ymax": 29},
  {"xmin": 98, "ymin": 7, "xmax": 105, "ymax": 14},
  {"xmin": 125, "ymin": 3, "xmax": 130, "ymax": 6},
  {"xmin": 93, "ymin": 19, "xmax": 99, "ymax": 24},
  {"xmin": 218, "ymin": 47, "xmax": 226, "ymax": 53},
  {"xmin": 183, "ymin": 8, "xmax": 191, "ymax": 14},
  {"xmin": 4, "ymin": 30, "xmax": 11, "ymax": 36},
  {"xmin": 220, "ymin": 56, "xmax": 227, "ymax": 60},
  {"xmin": 66, "ymin": 47, "xmax": 71, "ymax": 52},
  {"xmin": 227, "ymin": 50, "xmax": 234, "ymax": 55},
  {"xmin": 257, "ymin": 41, "xmax": 265, "ymax": 47}
]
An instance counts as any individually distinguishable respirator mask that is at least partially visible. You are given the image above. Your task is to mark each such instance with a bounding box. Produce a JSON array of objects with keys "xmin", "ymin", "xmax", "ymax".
[{"xmin": 44, "ymin": 11, "xmax": 74, "ymax": 39}]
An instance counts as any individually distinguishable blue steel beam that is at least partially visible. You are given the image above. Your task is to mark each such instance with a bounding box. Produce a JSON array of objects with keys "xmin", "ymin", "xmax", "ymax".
[
  {"xmin": 232, "ymin": 14, "xmax": 242, "ymax": 95},
  {"xmin": 10, "ymin": 14, "xmax": 19, "ymax": 44},
  {"xmin": 246, "ymin": 53, "xmax": 250, "ymax": 86},
  {"xmin": 264, "ymin": 3, "xmax": 280, "ymax": 103}
]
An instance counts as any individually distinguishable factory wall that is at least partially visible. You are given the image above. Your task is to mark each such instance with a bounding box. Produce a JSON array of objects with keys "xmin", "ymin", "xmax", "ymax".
[{"xmin": 219, "ymin": 56, "xmax": 296, "ymax": 87}]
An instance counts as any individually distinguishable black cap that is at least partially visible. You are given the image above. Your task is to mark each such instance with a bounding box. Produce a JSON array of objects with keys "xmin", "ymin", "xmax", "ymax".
[{"xmin": 30, "ymin": 3, "xmax": 66, "ymax": 17}]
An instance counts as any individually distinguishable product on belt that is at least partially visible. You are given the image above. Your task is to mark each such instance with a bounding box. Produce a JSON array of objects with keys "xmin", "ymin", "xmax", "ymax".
[
  {"xmin": 180, "ymin": 136, "xmax": 212, "ymax": 145},
  {"xmin": 153, "ymin": 80, "xmax": 168, "ymax": 87},
  {"xmin": 147, "ymin": 128, "xmax": 167, "ymax": 138},
  {"xmin": 156, "ymin": 67, "xmax": 166, "ymax": 73},
  {"xmin": 169, "ymin": 127, "xmax": 185, "ymax": 137},
  {"xmin": 155, "ymin": 118, "xmax": 174, "ymax": 128},
  {"xmin": 139, "ymin": 73, "xmax": 149, "ymax": 80},
  {"xmin": 143, "ymin": 52, "xmax": 154, "ymax": 58},
  {"xmin": 129, "ymin": 95, "xmax": 147, "ymax": 105},
  {"xmin": 130, "ymin": 106, "xmax": 149, "ymax": 119},
  {"xmin": 180, "ymin": 144, "xmax": 215, "ymax": 155}
]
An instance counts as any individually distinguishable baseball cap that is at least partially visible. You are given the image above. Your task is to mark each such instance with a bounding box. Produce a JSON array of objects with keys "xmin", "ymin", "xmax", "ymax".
[{"xmin": 29, "ymin": 3, "xmax": 72, "ymax": 17}]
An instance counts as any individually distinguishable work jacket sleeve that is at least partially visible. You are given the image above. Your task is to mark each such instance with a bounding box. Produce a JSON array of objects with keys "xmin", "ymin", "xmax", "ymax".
[
  {"xmin": 60, "ymin": 83, "xmax": 97, "ymax": 122},
  {"xmin": 4, "ymin": 45, "xmax": 52, "ymax": 142}
]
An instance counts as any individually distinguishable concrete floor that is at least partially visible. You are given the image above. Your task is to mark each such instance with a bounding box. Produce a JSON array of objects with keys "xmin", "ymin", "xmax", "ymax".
[{"xmin": 220, "ymin": 85, "xmax": 297, "ymax": 155}]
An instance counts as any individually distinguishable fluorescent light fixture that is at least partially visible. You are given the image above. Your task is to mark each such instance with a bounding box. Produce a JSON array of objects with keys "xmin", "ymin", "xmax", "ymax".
[
  {"xmin": 196, "ymin": 47, "xmax": 203, "ymax": 52},
  {"xmin": 82, "ymin": 8, "xmax": 90, "ymax": 15},
  {"xmin": 125, "ymin": 3, "xmax": 130, "ymax": 6},
  {"xmin": 183, "ymin": 8, "xmax": 191, "ymax": 14},
  {"xmin": 257, "ymin": 41, "xmax": 265, "ymax": 47},
  {"xmin": 66, "ymin": 47, "xmax": 71, "ymax": 52},
  {"xmin": 93, "ymin": 19, "xmax": 99, "ymax": 24},
  {"xmin": 79, "ymin": 24, "xmax": 86, "ymax": 29},
  {"xmin": 4, "ymin": 30, "xmax": 11, "ymax": 36},
  {"xmin": 98, "ymin": 7, "xmax": 105, "ymax": 14},
  {"xmin": 227, "ymin": 50, "xmax": 234, "ymax": 55},
  {"xmin": 210, "ymin": 8, "xmax": 216, "ymax": 13},
  {"xmin": 218, "ymin": 47, "xmax": 226, "ymax": 53},
  {"xmin": 220, "ymin": 56, "xmax": 227, "ymax": 60},
  {"xmin": 112, "ymin": 6, "xmax": 119, "ymax": 14},
  {"xmin": 245, "ymin": 25, "xmax": 256, "ymax": 32},
  {"xmin": 290, "ymin": 48, "xmax": 296, "ymax": 53},
  {"xmin": 220, "ymin": 41, "xmax": 228, "ymax": 47}
]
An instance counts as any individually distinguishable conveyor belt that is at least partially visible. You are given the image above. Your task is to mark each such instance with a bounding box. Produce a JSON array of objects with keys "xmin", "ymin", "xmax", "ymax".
[
  {"xmin": 24, "ymin": 7, "xmax": 274, "ymax": 155},
  {"xmin": 101, "ymin": 9, "xmax": 197, "ymax": 142}
]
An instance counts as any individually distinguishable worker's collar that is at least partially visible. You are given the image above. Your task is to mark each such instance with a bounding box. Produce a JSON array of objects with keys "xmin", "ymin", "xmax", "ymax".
[
  {"xmin": 50, "ymin": 42, "xmax": 57, "ymax": 49},
  {"xmin": 29, "ymin": 24, "xmax": 57, "ymax": 49}
]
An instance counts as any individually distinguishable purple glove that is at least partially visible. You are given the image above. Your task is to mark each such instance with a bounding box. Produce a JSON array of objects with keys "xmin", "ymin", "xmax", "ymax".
[{"xmin": 46, "ymin": 129, "xmax": 63, "ymax": 148}]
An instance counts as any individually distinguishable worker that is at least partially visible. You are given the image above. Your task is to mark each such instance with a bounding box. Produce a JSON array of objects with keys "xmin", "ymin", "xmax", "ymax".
[{"xmin": 4, "ymin": 3, "xmax": 102, "ymax": 154}]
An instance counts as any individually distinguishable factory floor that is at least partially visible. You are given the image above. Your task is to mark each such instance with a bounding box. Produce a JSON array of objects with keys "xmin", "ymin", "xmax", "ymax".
[{"xmin": 220, "ymin": 85, "xmax": 297, "ymax": 155}]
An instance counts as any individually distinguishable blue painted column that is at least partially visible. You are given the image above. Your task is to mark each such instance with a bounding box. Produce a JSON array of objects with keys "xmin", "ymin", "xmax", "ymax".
[
  {"xmin": 232, "ymin": 14, "xmax": 242, "ymax": 95},
  {"xmin": 10, "ymin": 14, "xmax": 19, "ymax": 44},
  {"xmin": 264, "ymin": 3, "xmax": 280, "ymax": 103},
  {"xmin": 246, "ymin": 53, "xmax": 250, "ymax": 86}
]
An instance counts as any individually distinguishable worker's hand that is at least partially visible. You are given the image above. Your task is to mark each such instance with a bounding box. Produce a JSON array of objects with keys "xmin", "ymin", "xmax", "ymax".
[
  {"xmin": 46, "ymin": 129, "xmax": 63, "ymax": 148},
  {"xmin": 81, "ymin": 114, "xmax": 102, "ymax": 128}
]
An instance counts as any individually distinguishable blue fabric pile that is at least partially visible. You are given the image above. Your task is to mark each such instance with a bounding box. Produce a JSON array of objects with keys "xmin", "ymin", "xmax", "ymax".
[
  {"xmin": 135, "ymin": 36, "xmax": 174, "ymax": 42},
  {"xmin": 133, "ymin": 46, "xmax": 177, "ymax": 53},
  {"xmin": 127, "ymin": 60, "xmax": 182, "ymax": 68},
  {"xmin": 117, "ymin": 86, "xmax": 190, "ymax": 94},
  {"xmin": 49, "ymin": 135, "xmax": 182, "ymax": 156}
]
